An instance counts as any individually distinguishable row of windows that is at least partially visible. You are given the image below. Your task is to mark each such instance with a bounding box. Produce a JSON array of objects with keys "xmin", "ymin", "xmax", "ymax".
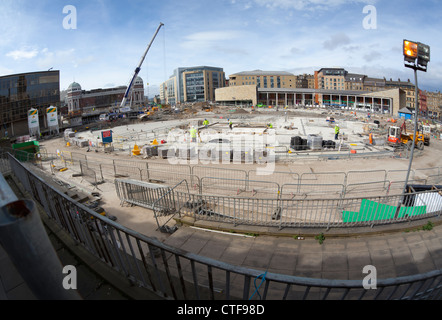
[
  {"xmin": 322, "ymin": 70, "xmax": 345, "ymax": 76},
  {"xmin": 1, "ymin": 74, "xmax": 60, "ymax": 124},
  {"xmin": 325, "ymin": 78, "xmax": 344, "ymax": 82},
  {"xmin": 1, "ymin": 104, "xmax": 57, "ymax": 122},
  {"xmin": 0, "ymin": 90, "xmax": 59, "ymax": 102},
  {"xmin": 0, "ymin": 74, "xmax": 59, "ymax": 90},
  {"xmin": 186, "ymin": 87, "xmax": 205, "ymax": 95}
]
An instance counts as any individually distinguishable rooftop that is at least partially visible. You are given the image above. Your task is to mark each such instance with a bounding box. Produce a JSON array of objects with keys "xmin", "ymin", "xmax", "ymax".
[
  {"xmin": 345, "ymin": 73, "xmax": 366, "ymax": 82},
  {"xmin": 230, "ymin": 70, "xmax": 295, "ymax": 77}
]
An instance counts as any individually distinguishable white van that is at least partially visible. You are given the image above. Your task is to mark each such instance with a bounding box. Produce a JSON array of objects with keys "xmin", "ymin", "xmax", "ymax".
[{"xmin": 99, "ymin": 114, "xmax": 109, "ymax": 121}]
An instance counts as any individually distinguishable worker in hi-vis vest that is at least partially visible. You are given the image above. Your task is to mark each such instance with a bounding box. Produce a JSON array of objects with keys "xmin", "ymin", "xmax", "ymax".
[
  {"xmin": 334, "ymin": 124, "xmax": 340, "ymax": 140},
  {"xmin": 203, "ymin": 119, "xmax": 209, "ymax": 128},
  {"xmin": 190, "ymin": 126, "xmax": 197, "ymax": 142}
]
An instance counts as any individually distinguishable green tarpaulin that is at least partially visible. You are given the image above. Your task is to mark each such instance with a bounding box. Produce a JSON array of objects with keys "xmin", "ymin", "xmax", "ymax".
[{"xmin": 343, "ymin": 199, "xmax": 427, "ymax": 223}]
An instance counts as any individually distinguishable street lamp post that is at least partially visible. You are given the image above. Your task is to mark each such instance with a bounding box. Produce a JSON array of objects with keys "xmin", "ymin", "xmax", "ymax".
[{"xmin": 397, "ymin": 39, "xmax": 430, "ymax": 216}]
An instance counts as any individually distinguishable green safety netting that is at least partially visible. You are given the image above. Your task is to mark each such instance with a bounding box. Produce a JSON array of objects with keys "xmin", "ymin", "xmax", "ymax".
[{"xmin": 343, "ymin": 199, "xmax": 427, "ymax": 223}]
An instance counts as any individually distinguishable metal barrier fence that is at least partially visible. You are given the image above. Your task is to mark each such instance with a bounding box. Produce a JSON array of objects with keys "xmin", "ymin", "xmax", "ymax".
[
  {"xmin": 79, "ymin": 160, "xmax": 101, "ymax": 186},
  {"xmin": 0, "ymin": 152, "xmax": 11, "ymax": 174},
  {"xmin": 300, "ymin": 172, "xmax": 347, "ymax": 186},
  {"xmin": 115, "ymin": 178, "xmax": 173, "ymax": 209},
  {"xmin": 281, "ymin": 183, "xmax": 345, "ymax": 200},
  {"xmin": 39, "ymin": 151, "xmax": 442, "ymax": 200},
  {"xmin": 201, "ymin": 177, "xmax": 280, "ymax": 199},
  {"xmin": 12, "ymin": 144, "xmax": 439, "ymax": 201},
  {"xmin": 170, "ymin": 188, "xmax": 442, "ymax": 229},
  {"xmin": 4, "ymin": 153, "xmax": 442, "ymax": 300},
  {"xmin": 114, "ymin": 173, "xmax": 442, "ymax": 231}
]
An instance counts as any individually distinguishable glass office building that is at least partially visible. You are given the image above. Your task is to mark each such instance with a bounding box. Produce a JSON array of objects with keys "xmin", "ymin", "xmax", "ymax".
[
  {"xmin": 161, "ymin": 66, "xmax": 225, "ymax": 105},
  {"xmin": 0, "ymin": 70, "xmax": 60, "ymax": 137}
]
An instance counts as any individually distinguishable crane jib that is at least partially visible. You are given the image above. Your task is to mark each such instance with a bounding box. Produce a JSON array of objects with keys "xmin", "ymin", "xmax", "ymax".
[
  {"xmin": 120, "ymin": 22, "xmax": 164, "ymax": 107},
  {"xmin": 124, "ymin": 75, "xmax": 138, "ymax": 98}
]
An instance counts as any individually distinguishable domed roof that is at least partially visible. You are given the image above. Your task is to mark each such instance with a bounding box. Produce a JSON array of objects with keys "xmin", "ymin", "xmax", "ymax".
[
  {"xmin": 68, "ymin": 82, "xmax": 82, "ymax": 91},
  {"xmin": 134, "ymin": 76, "xmax": 143, "ymax": 85}
]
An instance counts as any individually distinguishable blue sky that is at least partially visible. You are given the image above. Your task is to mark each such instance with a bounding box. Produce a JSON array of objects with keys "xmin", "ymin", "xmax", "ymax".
[{"xmin": 1, "ymin": 0, "xmax": 441, "ymax": 96}]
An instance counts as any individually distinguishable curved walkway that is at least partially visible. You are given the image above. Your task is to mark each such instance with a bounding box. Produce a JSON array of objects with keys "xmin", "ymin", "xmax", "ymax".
[
  {"xmin": 2, "ymin": 208, "xmax": 441, "ymax": 300},
  {"xmin": 166, "ymin": 219, "xmax": 442, "ymax": 282}
]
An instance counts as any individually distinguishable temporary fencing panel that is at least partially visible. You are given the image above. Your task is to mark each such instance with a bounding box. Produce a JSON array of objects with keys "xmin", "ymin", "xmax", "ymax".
[
  {"xmin": 280, "ymin": 183, "xmax": 345, "ymax": 200},
  {"xmin": 300, "ymin": 172, "xmax": 346, "ymax": 186},
  {"xmin": 346, "ymin": 170, "xmax": 387, "ymax": 185},
  {"xmin": 115, "ymin": 178, "xmax": 172, "ymax": 209}
]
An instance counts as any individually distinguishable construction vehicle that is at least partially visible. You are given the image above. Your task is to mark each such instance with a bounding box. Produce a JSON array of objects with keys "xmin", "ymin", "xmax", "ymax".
[{"xmin": 387, "ymin": 121, "xmax": 426, "ymax": 150}]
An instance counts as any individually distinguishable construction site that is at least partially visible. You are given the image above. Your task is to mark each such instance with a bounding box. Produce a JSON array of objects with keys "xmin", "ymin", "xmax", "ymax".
[
  {"xmin": 2, "ymin": 103, "xmax": 442, "ymax": 300},
  {"xmin": 2, "ymin": 24, "xmax": 442, "ymax": 301},
  {"xmin": 16, "ymin": 102, "xmax": 442, "ymax": 235}
]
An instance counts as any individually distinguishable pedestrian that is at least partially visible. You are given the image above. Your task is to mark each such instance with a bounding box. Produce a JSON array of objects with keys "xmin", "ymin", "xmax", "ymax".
[{"xmin": 334, "ymin": 124, "xmax": 340, "ymax": 140}]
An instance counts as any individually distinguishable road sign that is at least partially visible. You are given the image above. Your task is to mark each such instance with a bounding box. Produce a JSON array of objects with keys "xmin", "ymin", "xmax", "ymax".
[{"xmin": 101, "ymin": 130, "xmax": 113, "ymax": 144}]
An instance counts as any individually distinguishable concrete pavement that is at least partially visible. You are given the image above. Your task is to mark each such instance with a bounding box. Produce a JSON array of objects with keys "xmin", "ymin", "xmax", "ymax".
[
  {"xmin": 2, "ymin": 205, "xmax": 441, "ymax": 300},
  {"xmin": 164, "ymin": 220, "xmax": 442, "ymax": 281},
  {"xmin": 0, "ymin": 223, "xmax": 130, "ymax": 300}
]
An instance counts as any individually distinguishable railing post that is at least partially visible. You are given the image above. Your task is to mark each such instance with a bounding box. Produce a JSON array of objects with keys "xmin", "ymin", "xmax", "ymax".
[
  {"xmin": 0, "ymin": 194, "xmax": 82, "ymax": 299},
  {"xmin": 145, "ymin": 162, "xmax": 150, "ymax": 181}
]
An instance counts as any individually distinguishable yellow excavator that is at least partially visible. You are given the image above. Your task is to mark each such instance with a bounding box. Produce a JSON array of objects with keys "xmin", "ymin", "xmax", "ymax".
[{"xmin": 387, "ymin": 121, "xmax": 428, "ymax": 150}]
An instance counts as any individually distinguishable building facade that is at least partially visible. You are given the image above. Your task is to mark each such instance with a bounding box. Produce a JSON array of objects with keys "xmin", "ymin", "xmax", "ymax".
[
  {"xmin": 0, "ymin": 70, "xmax": 60, "ymax": 138},
  {"xmin": 295, "ymin": 74, "xmax": 315, "ymax": 89},
  {"xmin": 216, "ymin": 86, "xmax": 401, "ymax": 115},
  {"xmin": 315, "ymin": 68, "xmax": 347, "ymax": 91},
  {"xmin": 425, "ymin": 91, "xmax": 442, "ymax": 119},
  {"xmin": 363, "ymin": 77, "xmax": 386, "ymax": 92},
  {"xmin": 66, "ymin": 76, "xmax": 145, "ymax": 116},
  {"xmin": 229, "ymin": 70, "xmax": 297, "ymax": 89},
  {"xmin": 345, "ymin": 73, "xmax": 366, "ymax": 91},
  {"xmin": 160, "ymin": 66, "xmax": 225, "ymax": 105}
]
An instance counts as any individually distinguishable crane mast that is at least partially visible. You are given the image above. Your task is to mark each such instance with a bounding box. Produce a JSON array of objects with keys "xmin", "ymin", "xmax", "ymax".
[{"xmin": 120, "ymin": 22, "xmax": 164, "ymax": 110}]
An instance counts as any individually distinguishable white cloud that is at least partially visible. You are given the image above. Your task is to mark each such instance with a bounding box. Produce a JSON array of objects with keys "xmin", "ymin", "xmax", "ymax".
[
  {"xmin": 181, "ymin": 30, "xmax": 246, "ymax": 50},
  {"xmin": 36, "ymin": 48, "xmax": 76, "ymax": 69},
  {"xmin": 185, "ymin": 30, "xmax": 244, "ymax": 42},
  {"xmin": 6, "ymin": 48, "xmax": 39, "ymax": 60},
  {"xmin": 323, "ymin": 33, "xmax": 351, "ymax": 50},
  {"xmin": 0, "ymin": 65, "xmax": 14, "ymax": 75}
]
